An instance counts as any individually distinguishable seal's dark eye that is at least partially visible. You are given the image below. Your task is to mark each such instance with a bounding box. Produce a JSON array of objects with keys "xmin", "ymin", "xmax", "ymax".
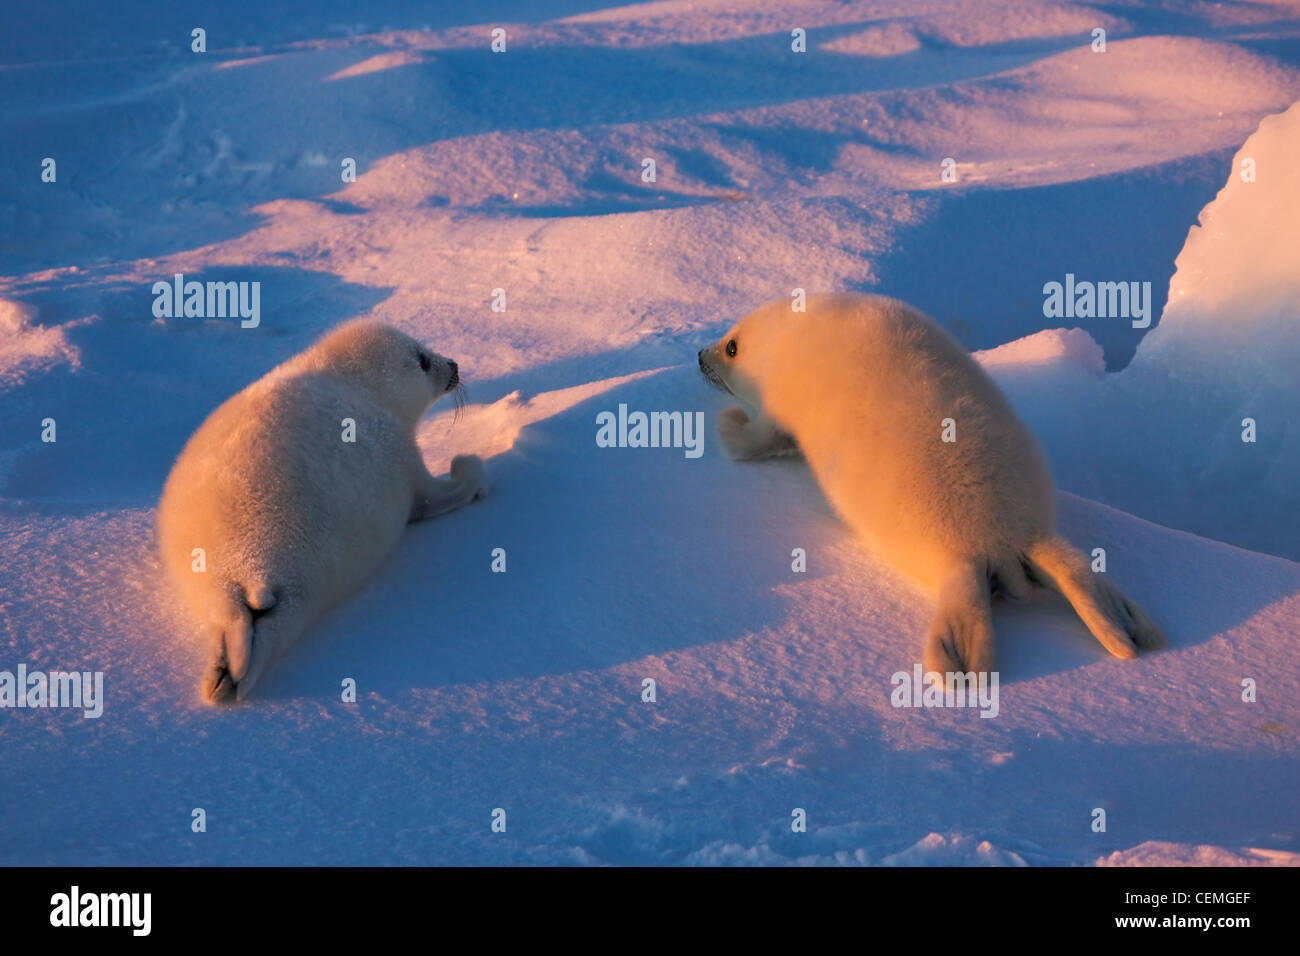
[
  {"xmin": 418, "ymin": 352, "xmax": 431, "ymax": 372},
  {"xmin": 725, "ymin": 339, "xmax": 737, "ymax": 358}
]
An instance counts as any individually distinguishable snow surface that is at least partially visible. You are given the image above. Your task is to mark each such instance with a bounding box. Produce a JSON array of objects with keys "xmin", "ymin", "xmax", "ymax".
[{"xmin": 1, "ymin": 0, "xmax": 1298, "ymax": 866}]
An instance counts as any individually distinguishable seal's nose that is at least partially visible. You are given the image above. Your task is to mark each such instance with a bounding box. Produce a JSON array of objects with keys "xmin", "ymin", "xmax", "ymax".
[
  {"xmin": 697, "ymin": 349, "xmax": 706, "ymax": 367},
  {"xmin": 446, "ymin": 360, "xmax": 459, "ymax": 390}
]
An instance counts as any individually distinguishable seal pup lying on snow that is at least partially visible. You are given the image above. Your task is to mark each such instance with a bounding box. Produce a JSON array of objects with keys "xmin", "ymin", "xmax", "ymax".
[
  {"xmin": 158, "ymin": 321, "xmax": 489, "ymax": 703},
  {"xmin": 698, "ymin": 293, "xmax": 1164, "ymax": 675}
]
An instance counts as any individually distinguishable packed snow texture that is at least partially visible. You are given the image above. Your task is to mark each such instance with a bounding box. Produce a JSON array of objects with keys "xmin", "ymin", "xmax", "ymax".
[{"xmin": 1, "ymin": 0, "xmax": 1298, "ymax": 865}]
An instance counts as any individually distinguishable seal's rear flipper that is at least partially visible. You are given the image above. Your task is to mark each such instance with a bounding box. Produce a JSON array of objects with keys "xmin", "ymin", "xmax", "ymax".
[
  {"xmin": 200, "ymin": 582, "xmax": 280, "ymax": 705},
  {"xmin": 235, "ymin": 594, "xmax": 309, "ymax": 701},
  {"xmin": 201, "ymin": 605, "xmax": 252, "ymax": 705},
  {"xmin": 201, "ymin": 660, "xmax": 236, "ymax": 704},
  {"xmin": 1025, "ymin": 537, "xmax": 1165, "ymax": 658},
  {"xmin": 924, "ymin": 562, "xmax": 995, "ymax": 675}
]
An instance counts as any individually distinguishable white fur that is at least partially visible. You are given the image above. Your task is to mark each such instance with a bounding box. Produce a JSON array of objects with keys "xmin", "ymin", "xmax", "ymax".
[
  {"xmin": 157, "ymin": 321, "xmax": 488, "ymax": 704},
  {"xmin": 699, "ymin": 293, "xmax": 1164, "ymax": 673}
]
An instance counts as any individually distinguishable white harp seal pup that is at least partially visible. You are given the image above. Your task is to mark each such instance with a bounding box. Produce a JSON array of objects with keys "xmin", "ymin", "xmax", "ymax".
[
  {"xmin": 698, "ymin": 293, "xmax": 1164, "ymax": 675},
  {"xmin": 157, "ymin": 321, "xmax": 489, "ymax": 703}
]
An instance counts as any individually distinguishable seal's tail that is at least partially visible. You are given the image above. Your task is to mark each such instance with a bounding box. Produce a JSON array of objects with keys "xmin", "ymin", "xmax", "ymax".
[{"xmin": 1024, "ymin": 537, "xmax": 1165, "ymax": 658}]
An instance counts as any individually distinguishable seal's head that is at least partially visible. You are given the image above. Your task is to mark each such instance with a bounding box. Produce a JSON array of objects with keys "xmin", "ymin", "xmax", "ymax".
[
  {"xmin": 697, "ymin": 300, "xmax": 801, "ymax": 409},
  {"xmin": 300, "ymin": 321, "xmax": 463, "ymax": 426}
]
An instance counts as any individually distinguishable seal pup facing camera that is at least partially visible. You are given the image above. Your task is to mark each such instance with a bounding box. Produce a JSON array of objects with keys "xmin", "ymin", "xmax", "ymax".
[
  {"xmin": 698, "ymin": 293, "xmax": 1164, "ymax": 674},
  {"xmin": 157, "ymin": 321, "xmax": 489, "ymax": 703}
]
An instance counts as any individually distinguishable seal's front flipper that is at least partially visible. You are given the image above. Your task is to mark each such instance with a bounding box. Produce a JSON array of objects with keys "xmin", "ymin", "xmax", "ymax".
[
  {"xmin": 718, "ymin": 406, "xmax": 801, "ymax": 461},
  {"xmin": 410, "ymin": 454, "xmax": 490, "ymax": 521}
]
